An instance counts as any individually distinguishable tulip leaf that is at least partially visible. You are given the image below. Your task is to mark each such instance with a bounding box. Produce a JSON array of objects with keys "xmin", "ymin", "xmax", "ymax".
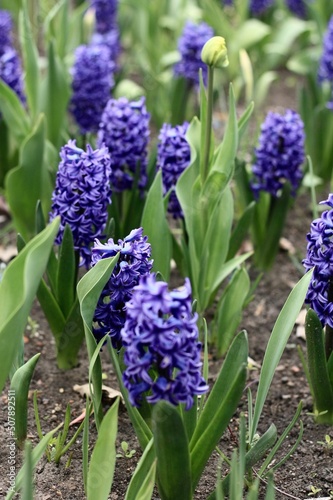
[
  {"xmin": 0, "ymin": 217, "xmax": 60, "ymax": 394},
  {"xmin": 125, "ymin": 439, "xmax": 156, "ymax": 500}
]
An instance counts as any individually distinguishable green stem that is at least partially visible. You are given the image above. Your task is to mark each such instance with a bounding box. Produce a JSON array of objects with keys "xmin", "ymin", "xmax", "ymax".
[{"xmin": 202, "ymin": 65, "xmax": 214, "ymax": 183}]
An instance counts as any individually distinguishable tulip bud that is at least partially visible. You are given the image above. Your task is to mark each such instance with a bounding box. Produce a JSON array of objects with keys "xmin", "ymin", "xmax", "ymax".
[{"xmin": 201, "ymin": 36, "xmax": 229, "ymax": 69}]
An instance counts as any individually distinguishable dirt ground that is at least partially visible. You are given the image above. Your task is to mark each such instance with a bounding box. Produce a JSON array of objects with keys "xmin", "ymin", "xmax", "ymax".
[{"xmin": 1, "ymin": 74, "xmax": 333, "ymax": 499}]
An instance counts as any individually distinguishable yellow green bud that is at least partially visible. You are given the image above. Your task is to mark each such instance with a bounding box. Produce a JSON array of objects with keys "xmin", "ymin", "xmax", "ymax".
[{"xmin": 201, "ymin": 36, "xmax": 229, "ymax": 69}]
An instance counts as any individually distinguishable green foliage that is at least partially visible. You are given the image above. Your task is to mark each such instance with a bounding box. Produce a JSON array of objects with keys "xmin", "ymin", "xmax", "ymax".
[{"xmin": 0, "ymin": 218, "xmax": 59, "ymax": 394}]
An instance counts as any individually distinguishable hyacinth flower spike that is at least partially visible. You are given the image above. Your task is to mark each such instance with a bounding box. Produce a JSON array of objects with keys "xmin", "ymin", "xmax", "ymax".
[
  {"xmin": 35, "ymin": 140, "xmax": 112, "ymax": 369},
  {"xmin": 248, "ymin": 109, "xmax": 305, "ymax": 270},
  {"xmin": 302, "ymin": 195, "xmax": 333, "ymax": 424}
]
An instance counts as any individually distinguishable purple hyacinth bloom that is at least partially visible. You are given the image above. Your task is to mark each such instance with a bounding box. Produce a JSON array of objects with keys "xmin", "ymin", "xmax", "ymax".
[
  {"xmin": 303, "ymin": 195, "xmax": 333, "ymax": 328},
  {"xmin": 174, "ymin": 21, "xmax": 214, "ymax": 86},
  {"xmin": 0, "ymin": 10, "xmax": 13, "ymax": 50},
  {"xmin": 97, "ymin": 97, "xmax": 150, "ymax": 192},
  {"xmin": 91, "ymin": 29, "xmax": 120, "ymax": 65},
  {"xmin": 121, "ymin": 274, "xmax": 209, "ymax": 410},
  {"xmin": 250, "ymin": 0, "xmax": 275, "ymax": 15},
  {"xmin": 91, "ymin": 228, "xmax": 153, "ymax": 348},
  {"xmin": 285, "ymin": 0, "xmax": 310, "ymax": 18},
  {"xmin": 0, "ymin": 48, "xmax": 25, "ymax": 104},
  {"xmin": 318, "ymin": 16, "xmax": 333, "ymax": 83},
  {"xmin": 156, "ymin": 122, "xmax": 191, "ymax": 219},
  {"xmin": 91, "ymin": 0, "xmax": 118, "ymax": 34},
  {"xmin": 70, "ymin": 44, "xmax": 115, "ymax": 134},
  {"xmin": 49, "ymin": 140, "xmax": 112, "ymax": 268},
  {"xmin": 251, "ymin": 109, "xmax": 305, "ymax": 198}
]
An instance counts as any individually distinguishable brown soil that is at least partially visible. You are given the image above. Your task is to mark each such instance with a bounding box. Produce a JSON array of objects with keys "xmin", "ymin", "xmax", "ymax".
[{"xmin": 1, "ymin": 74, "xmax": 333, "ymax": 500}]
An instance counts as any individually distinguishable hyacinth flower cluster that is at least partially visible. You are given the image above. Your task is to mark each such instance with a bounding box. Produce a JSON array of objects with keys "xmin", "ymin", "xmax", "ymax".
[
  {"xmin": 91, "ymin": 228, "xmax": 153, "ymax": 348},
  {"xmin": 303, "ymin": 195, "xmax": 333, "ymax": 329},
  {"xmin": 174, "ymin": 21, "xmax": 214, "ymax": 86},
  {"xmin": 0, "ymin": 10, "xmax": 25, "ymax": 107},
  {"xmin": 49, "ymin": 140, "xmax": 112, "ymax": 268},
  {"xmin": 121, "ymin": 274, "xmax": 209, "ymax": 410},
  {"xmin": 249, "ymin": 0, "xmax": 275, "ymax": 15},
  {"xmin": 70, "ymin": 44, "xmax": 115, "ymax": 134},
  {"xmin": 90, "ymin": 0, "xmax": 120, "ymax": 65},
  {"xmin": 318, "ymin": 15, "xmax": 333, "ymax": 84},
  {"xmin": 285, "ymin": 0, "xmax": 310, "ymax": 18},
  {"xmin": 156, "ymin": 122, "xmax": 191, "ymax": 219},
  {"xmin": 251, "ymin": 109, "xmax": 305, "ymax": 198},
  {"xmin": 98, "ymin": 96, "xmax": 150, "ymax": 192}
]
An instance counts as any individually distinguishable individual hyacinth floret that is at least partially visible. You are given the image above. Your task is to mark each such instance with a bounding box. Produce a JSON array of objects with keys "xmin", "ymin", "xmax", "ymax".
[
  {"xmin": 49, "ymin": 140, "xmax": 112, "ymax": 268},
  {"xmin": 91, "ymin": 29, "xmax": 120, "ymax": 66},
  {"xmin": 97, "ymin": 96, "xmax": 150, "ymax": 192},
  {"xmin": 91, "ymin": 0, "xmax": 118, "ymax": 34},
  {"xmin": 70, "ymin": 44, "xmax": 115, "ymax": 134},
  {"xmin": 303, "ymin": 195, "xmax": 333, "ymax": 328},
  {"xmin": 156, "ymin": 122, "xmax": 191, "ymax": 219},
  {"xmin": 121, "ymin": 274, "xmax": 209, "ymax": 410},
  {"xmin": 174, "ymin": 21, "xmax": 214, "ymax": 86},
  {"xmin": 249, "ymin": 0, "xmax": 275, "ymax": 15},
  {"xmin": 91, "ymin": 228, "xmax": 153, "ymax": 348},
  {"xmin": 251, "ymin": 109, "xmax": 305, "ymax": 198},
  {"xmin": 0, "ymin": 10, "xmax": 13, "ymax": 50},
  {"xmin": 318, "ymin": 15, "xmax": 333, "ymax": 83}
]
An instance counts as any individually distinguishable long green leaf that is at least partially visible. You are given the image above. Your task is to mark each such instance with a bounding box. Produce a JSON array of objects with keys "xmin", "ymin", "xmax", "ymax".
[
  {"xmin": 250, "ymin": 270, "xmax": 313, "ymax": 441},
  {"xmin": 152, "ymin": 402, "xmax": 192, "ymax": 500},
  {"xmin": 56, "ymin": 224, "xmax": 76, "ymax": 317},
  {"xmin": 87, "ymin": 398, "xmax": 119, "ymax": 500},
  {"xmin": 141, "ymin": 170, "xmax": 171, "ymax": 281},
  {"xmin": 190, "ymin": 331, "xmax": 248, "ymax": 489},
  {"xmin": 125, "ymin": 438, "xmax": 156, "ymax": 500},
  {"xmin": 0, "ymin": 79, "xmax": 30, "ymax": 143},
  {"xmin": 21, "ymin": 441, "xmax": 34, "ymax": 500},
  {"xmin": 77, "ymin": 255, "xmax": 119, "ymax": 428},
  {"xmin": 0, "ymin": 218, "xmax": 60, "ymax": 394}
]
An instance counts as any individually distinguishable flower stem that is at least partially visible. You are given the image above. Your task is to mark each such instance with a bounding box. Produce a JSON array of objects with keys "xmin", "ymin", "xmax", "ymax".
[{"xmin": 202, "ymin": 65, "xmax": 214, "ymax": 183}]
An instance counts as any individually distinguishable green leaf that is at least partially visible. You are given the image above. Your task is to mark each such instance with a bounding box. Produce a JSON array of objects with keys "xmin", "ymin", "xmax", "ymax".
[
  {"xmin": 77, "ymin": 255, "xmax": 119, "ymax": 428},
  {"xmin": 55, "ymin": 299, "xmax": 85, "ymax": 370},
  {"xmin": 56, "ymin": 224, "xmax": 76, "ymax": 317},
  {"xmin": 227, "ymin": 201, "xmax": 255, "ymax": 260},
  {"xmin": 87, "ymin": 398, "xmax": 119, "ymax": 500},
  {"xmin": 215, "ymin": 267, "xmax": 250, "ymax": 356},
  {"xmin": 10, "ymin": 353, "xmax": 41, "ymax": 447},
  {"xmin": 141, "ymin": 170, "xmax": 172, "ymax": 281},
  {"xmin": 250, "ymin": 269, "xmax": 313, "ymax": 441},
  {"xmin": 152, "ymin": 402, "xmax": 192, "ymax": 500},
  {"xmin": 19, "ymin": 1, "xmax": 40, "ymax": 119},
  {"xmin": 305, "ymin": 309, "xmax": 333, "ymax": 422},
  {"xmin": 0, "ymin": 218, "xmax": 60, "ymax": 394},
  {"xmin": 125, "ymin": 439, "xmax": 156, "ymax": 500},
  {"xmin": 41, "ymin": 41, "xmax": 71, "ymax": 148},
  {"xmin": 21, "ymin": 441, "xmax": 34, "ymax": 500},
  {"xmin": 6, "ymin": 114, "xmax": 52, "ymax": 240},
  {"xmin": 232, "ymin": 19, "xmax": 271, "ymax": 51},
  {"xmin": 190, "ymin": 331, "xmax": 248, "ymax": 489},
  {"xmin": 0, "ymin": 79, "xmax": 31, "ymax": 144}
]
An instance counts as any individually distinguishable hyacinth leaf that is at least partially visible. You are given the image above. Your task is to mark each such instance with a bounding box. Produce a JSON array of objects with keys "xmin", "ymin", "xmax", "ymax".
[
  {"xmin": 41, "ymin": 41, "xmax": 71, "ymax": 149},
  {"xmin": 21, "ymin": 441, "xmax": 34, "ymax": 500},
  {"xmin": 215, "ymin": 267, "xmax": 250, "ymax": 356},
  {"xmin": 152, "ymin": 401, "xmax": 192, "ymax": 500},
  {"xmin": 5, "ymin": 429, "xmax": 57, "ymax": 500},
  {"xmin": 6, "ymin": 114, "xmax": 52, "ymax": 241},
  {"xmin": 56, "ymin": 299, "xmax": 84, "ymax": 370},
  {"xmin": 253, "ymin": 71, "xmax": 278, "ymax": 109},
  {"xmin": 56, "ymin": 224, "xmax": 76, "ymax": 318},
  {"xmin": 211, "ymin": 84, "xmax": 238, "ymax": 188},
  {"xmin": 227, "ymin": 201, "xmax": 255, "ymax": 260},
  {"xmin": 125, "ymin": 439, "xmax": 156, "ymax": 500},
  {"xmin": 141, "ymin": 170, "xmax": 171, "ymax": 281},
  {"xmin": 0, "ymin": 78, "xmax": 30, "ymax": 143},
  {"xmin": 305, "ymin": 309, "xmax": 333, "ymax": 424},
  {"xmin": 0, "ymin": 120, "xmax": 9, "ymax": 187},
  {"xmin": 87, "ymin": 398, "xmax": 119, "ymax": 500},
  {"xmin": 250, "ymin": 269, "xmax": 313, "ymax": 442},
  {"xmin": 190, "ymin": 330, "xmax": 248, "ymax": 489},
  {"xmin": 19, "ymin": 0, "xmax": 40, "ymax": 120},
  {"xmin": 10, "ymin": 353, "xmax": 41, "ymax": 447},
  {"xmin": 233, "ymin": 19, "xmax": 271, "ymax": 51},
  {"xmin": 108, "ymin": 342, "xmax": 152, "ymax": 450},
  {"xmin": 0, "ymin": 217, "xmax": 59, "ymax": 395},
  {"xmin": 77, "ymin": 255, "xmax": 119, "ymax": 427}
]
